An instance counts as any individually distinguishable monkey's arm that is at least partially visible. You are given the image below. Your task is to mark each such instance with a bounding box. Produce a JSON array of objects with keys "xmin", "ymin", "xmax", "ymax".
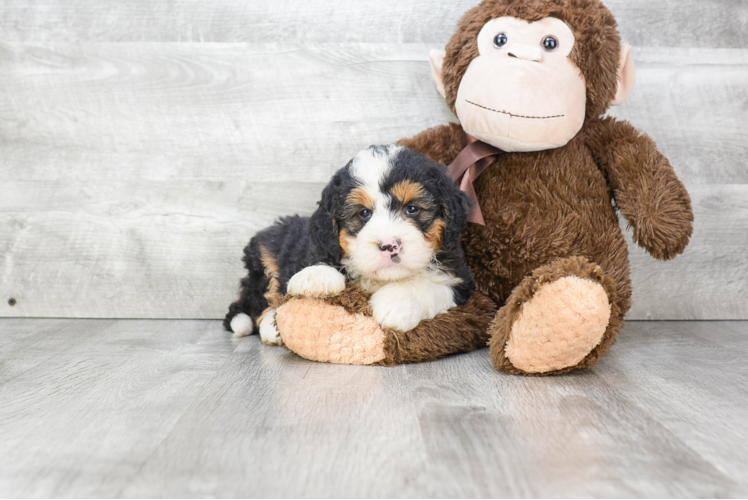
[
  {"xmin": 586, "ymin": 117, "xmax": 693, "ymax": 261},
  {"xmin": 396, "ymin": 123, "xmax": 464, "ymax": 165}
]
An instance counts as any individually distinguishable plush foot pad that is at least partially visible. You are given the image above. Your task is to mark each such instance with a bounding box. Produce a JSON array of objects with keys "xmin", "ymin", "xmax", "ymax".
[
  {"xmin": 276, "ymin": 298, "xmax": 386, "ymax": 365},
  {"xmin": 504, "ymin": 276, "xmax": 611, "ymax": 374}
]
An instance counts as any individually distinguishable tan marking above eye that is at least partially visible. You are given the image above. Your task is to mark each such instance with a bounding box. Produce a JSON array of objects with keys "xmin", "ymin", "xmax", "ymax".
[
  {"xmin": 346, "ymin": 187, "xmax": 375, "ymax": 210},
  {"xmin": 390, "ymin": 180, "xmax": 426, "ymax": 206}
]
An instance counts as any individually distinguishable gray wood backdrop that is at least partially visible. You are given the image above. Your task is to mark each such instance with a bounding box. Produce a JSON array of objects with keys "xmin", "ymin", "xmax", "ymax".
[{"xmin": 0, "ymin": 0, "xmax": 746, "ymax": 320}]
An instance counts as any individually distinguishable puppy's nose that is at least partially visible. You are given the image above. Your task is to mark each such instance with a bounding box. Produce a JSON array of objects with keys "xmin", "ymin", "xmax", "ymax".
[{"xmin": 378, "ymin": 240, "xmax": 400, "ymax": 254}]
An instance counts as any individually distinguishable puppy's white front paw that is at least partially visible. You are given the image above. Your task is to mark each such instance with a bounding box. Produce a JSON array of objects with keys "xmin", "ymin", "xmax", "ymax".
[
  {"xmin": 370, "ymin": 281, "xmax": 457, "ymax": 331},
  {"xmin": 370, "ymin": 289, "xmax": 427, "ymax": 332},
  {"xmin": 286, "ymin": 265, "xmax": 346, "ymax": 298},
  {"xmin": 259, "ymin": 310, "xmax": 282, "ymax": 345}
]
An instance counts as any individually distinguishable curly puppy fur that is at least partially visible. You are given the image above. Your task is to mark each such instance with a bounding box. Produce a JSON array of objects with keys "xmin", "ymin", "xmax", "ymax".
[
  {"xmin": 223, "ymin": 215, "xmax": 308, "ymax": 333},
  {"xmin": 225, "ymin": 145, "xmax": 475, "ymax": 336}
]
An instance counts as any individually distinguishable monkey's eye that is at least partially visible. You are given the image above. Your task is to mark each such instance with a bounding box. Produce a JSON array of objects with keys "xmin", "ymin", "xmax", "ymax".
[
  {"xmin": 404, "ymin": 205, "xmax": 420, "ymax": 216},
  {"xmin": 358, "ymin": 208, "xmax": 372, "ymax": 220},
  {"xmin": 542, "ymin": 36, "xmax": 559, "ymax": 52},
  {"xmin": 493, "ymin": 33, "xmax": 508, "ymax": 48}
]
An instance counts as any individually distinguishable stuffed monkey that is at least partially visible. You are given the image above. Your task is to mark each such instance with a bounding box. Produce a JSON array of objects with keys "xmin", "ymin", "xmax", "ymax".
[{"xmin": 275, "ymin": 0, "xmax": 693, "ymax": 375}]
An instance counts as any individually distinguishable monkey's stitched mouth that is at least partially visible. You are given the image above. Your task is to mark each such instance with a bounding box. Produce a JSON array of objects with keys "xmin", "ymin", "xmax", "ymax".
[{"xmin": 466, "ymin": 100, "xmax": 565, "ymax": 120}]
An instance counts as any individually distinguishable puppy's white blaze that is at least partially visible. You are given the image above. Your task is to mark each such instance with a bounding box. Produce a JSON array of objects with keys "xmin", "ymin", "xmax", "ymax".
[
  {"xmin": 349, "ymin": 145, "xmax": 401, "ymax": 200},
  {"xmin": 287, "ymin": 265, "xmax": 346, "ymax": 297},
  {"xmin": 259, "ymin": 310, "xmax": 282, "ymax": 345},
  {"xmin": 230, "ymin": 312, "xmax": 253, "ymax": 338},
  {"xmin": 370, "ymin": 273, "xmax": 458, "ymax": 331}
]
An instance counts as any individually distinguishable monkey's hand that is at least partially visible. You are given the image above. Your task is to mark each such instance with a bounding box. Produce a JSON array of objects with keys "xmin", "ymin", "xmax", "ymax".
[{"xmin": 586, "ymin": 117, "xmax": 693, "ymax": 261}]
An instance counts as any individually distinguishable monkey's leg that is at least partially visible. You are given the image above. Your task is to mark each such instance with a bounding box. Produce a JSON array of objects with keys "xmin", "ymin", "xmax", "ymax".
[
  {"xmin": 276, "ymin": 286, "xmax": 496, "ymax": 365},
  {"xmin": 488, "ymin": 256, "xmax": 624, "ymax": 375}
]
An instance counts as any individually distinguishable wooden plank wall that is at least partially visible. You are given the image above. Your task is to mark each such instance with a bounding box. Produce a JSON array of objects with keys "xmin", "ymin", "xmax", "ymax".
[{"xmin": 0, "ymin": 0, "xmax": 746, "ymax": 320}]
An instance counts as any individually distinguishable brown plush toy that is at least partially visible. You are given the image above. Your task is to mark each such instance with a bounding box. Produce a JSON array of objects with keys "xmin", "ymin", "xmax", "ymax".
[{"xmin": 275, "ymin": 0, "xmax": 693, "ymax": 375}]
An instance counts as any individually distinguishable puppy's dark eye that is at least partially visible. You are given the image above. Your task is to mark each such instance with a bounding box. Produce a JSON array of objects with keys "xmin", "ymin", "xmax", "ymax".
[
  {"xmin": 494, "ymin": 33, "xmax": 508, "ymax": 48},
  {"xmin": 542, "ymin": 36, "xmax": 558, "ymax": 52},
  {"xmin": 358, "ymin": 208, "xmax": 372, "ymax": 220},
  {"xmin": 404, "ymin": 205, "xmax": 420, "ymax": 216}
]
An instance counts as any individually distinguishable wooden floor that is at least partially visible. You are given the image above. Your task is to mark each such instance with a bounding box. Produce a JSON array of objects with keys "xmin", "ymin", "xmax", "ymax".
[{"xmin": 0, "ymin": 319, "xmax": 746, "ymax": 498}]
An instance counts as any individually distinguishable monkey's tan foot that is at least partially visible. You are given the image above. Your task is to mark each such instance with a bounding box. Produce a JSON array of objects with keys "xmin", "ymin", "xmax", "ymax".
[
  {"xmin": 276, "ymin": 297, "xmax": 387, "ymax": 365},
  {"xmin": 489, "ymin": 257, "xmax": 623, "ymax": 375}
]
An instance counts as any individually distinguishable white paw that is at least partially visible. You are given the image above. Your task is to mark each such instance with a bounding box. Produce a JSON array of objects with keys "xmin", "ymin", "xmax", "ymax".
[
  {"xmin": 371, "ymin": 294, "xmax": 425, "ymax": 331},
  {"xmin": 369, "ymin": 281, "xmax": 456, "ymax": 331},
  {"xmin": 286, "ymin": 265, "xmax": 346, "ymax": 298},
  {"xmin": 259, "ymin": 310, "xmax": 282, "ymax": 345},
  {"xmin": 230, "ymin": 313, "xmax": 253, "ymax": 338}
]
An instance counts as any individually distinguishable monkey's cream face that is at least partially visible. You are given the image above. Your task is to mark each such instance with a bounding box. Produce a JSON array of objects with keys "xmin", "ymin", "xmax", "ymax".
[{"xmin": 454, "ymin": 16, "xmax": 587, "ymax": 152}]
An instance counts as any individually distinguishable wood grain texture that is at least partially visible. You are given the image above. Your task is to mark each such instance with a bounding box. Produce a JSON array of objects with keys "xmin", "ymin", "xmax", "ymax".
[
  {"xmin": 1, "ymin": 41, "xmax": 746, "ymax": 319},
  {"xmin": 1, "ymin": 0, "xmax": 746, "ymax": 48},
  {"xmin": 0, "ymin": 319, "xmax": 236, "ymax": 497},
  {"xmin": 0, "ymin": 319, "xmax": 746, "ymax": 497}
]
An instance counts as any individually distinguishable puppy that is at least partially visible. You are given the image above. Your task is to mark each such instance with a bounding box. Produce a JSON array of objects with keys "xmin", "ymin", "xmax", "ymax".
[{"xmin": 224, "ymin": 145, "xmax": 474, "ymax": 344}]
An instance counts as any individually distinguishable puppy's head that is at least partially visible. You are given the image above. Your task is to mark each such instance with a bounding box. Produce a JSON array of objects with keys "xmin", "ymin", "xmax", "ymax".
[{"xmin": 309, "ymin": 145, "xmax": 469, "ymax": 282}]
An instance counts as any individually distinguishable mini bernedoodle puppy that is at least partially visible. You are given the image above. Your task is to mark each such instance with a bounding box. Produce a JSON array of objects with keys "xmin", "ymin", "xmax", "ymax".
[{"xmin": 224, "ymin": 145, "xmax": 475, "ymax": 345}]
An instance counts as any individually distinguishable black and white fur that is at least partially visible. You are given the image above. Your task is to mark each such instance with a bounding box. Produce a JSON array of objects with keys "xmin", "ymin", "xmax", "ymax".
[{"xmin": 224, "ymin": 145, "xmax": 475, "ymax": 344}]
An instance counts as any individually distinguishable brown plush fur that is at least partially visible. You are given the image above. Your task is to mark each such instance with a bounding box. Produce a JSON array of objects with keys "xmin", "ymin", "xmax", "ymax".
[
  {"xmin": 586, "ymin": 117, "xmax": 694, "ymax": 260},
  {"xmin": 378, "ymin": 292, "xmax": 496, "ymax": 365},
  {"xmin": 399, "ymin": 124, "xmax": 636, "ymax": 313}
]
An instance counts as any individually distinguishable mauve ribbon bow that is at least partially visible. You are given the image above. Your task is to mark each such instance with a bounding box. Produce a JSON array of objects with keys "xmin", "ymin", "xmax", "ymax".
[{"xmin": 446, "ymin": 133, "xmax": 505, "ymax": 225}]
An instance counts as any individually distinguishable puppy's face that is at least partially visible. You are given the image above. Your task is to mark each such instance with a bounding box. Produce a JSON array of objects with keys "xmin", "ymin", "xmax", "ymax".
[{"xmin": 310, "ymin": 145, "xmax": 468, "ymax": 283}]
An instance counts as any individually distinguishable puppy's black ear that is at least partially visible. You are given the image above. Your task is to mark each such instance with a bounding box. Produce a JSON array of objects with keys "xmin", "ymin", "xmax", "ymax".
[
  {"xmin": 308, "ymin": 180, "xmax": 343, "ymax": 267},
  {"xmin": 441, "ymin": 183, "xmax": 470, "ymax": 253}
]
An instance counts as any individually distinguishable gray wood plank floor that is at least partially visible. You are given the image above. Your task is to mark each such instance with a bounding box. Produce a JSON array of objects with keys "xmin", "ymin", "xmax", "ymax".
[{"xmin": 0, "ymin": 319, "xmax": 746, "ymax": 498}]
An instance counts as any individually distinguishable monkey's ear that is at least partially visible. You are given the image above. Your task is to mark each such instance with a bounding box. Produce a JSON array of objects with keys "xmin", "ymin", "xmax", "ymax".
[
  {"xmin": 429, "ymin": 49, "xmax": 447, "ymax": 99},
  {"xmin": 611, "ymin": 45, "xmax": 636, "ymax": 105}
]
